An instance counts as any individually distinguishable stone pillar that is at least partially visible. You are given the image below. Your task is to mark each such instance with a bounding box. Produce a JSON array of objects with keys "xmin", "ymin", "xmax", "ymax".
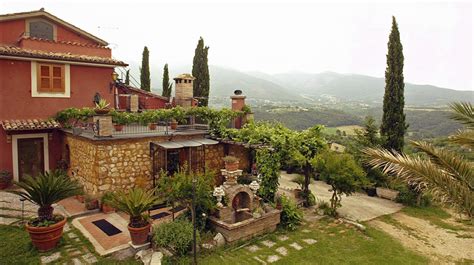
[
  {"xmin": 231, "ymin": 93, "xmax": 246, "ymax": 129},
  {"xmin": 174, "ymin": 73, "xmax": 195, "ymax": 108},
  {"xmin": 221, "ymin": 168, "xmax": 243, "ymax": 187},
  {"xmin": 130, "ymin": 94, "xmax": 139, "ymax": 112},
  {"xmin": 93, "ymin": 115, "xmax": 113, "ymax": 137}
]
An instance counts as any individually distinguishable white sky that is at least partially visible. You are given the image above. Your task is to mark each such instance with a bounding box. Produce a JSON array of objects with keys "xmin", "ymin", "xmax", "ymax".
[{"xmin": 1, "ymin": 0, "xmax": 472, "ymax": 91}]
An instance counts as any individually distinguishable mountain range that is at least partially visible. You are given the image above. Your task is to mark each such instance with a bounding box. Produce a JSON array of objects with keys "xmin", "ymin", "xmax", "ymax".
[{"xmin": 150, "ymin": 65, "xmax": 472, "ymax": 106}]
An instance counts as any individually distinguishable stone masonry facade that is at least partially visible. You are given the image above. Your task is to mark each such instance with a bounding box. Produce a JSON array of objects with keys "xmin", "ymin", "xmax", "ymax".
[{"xmin": 64, "ymin": 133, "xmax": 251, "ymax": 196}]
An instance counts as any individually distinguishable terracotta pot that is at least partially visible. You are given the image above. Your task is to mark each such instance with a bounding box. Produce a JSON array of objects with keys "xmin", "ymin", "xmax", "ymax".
[
  {"xmin": 26, "ymin": 217, "xmax": 67, "ymax": 252},
  {"xmin": 85, "ymin": 199, "xmax": 99, "ymax": 210},
  {"xmin": 76, "ymin": 195, "xmax": 85, "ymax": 203},
  {"xmin": 101, "ymin": 203, "xmax": 115, "ymax": 214},
  {"xmin": 170, "ymin": 121, "xmax": 178, "ymax": 130},
  {"xmin": 225, "ymin": 161, "xmax": 239, "ymax": 171},
  {"xmin": 148, "ymin": 123, "xmax": 157, "ymax": 130},
  {"xmin": 128, "ymin": 223, "xmax": 151, "ymax": 245},
  {"xmin": 95, "ymin": 109, "xmax": 110, "ymax": 115},
  {"xmin": 114, "ymin": 124, "xmax": 124, "ymax": 131}
]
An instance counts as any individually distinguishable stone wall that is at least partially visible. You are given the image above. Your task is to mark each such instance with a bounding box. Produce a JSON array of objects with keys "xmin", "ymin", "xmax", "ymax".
[
  {"xmin": 65, "ymin": 133, "xmax": 253, "ymax": 196},
  {"xmin": 228, "ymin": 145, "xmax": 251, "ymax": 172}
]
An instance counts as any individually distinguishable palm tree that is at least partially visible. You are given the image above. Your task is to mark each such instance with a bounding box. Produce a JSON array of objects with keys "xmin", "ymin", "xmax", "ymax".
[
  {"xmin": 9, "ymin": 170, "xmax": 83, "ymax": 221},
  {"xmin": 364, "ymin": 102, "xmax": 474, "ymax": 219}
]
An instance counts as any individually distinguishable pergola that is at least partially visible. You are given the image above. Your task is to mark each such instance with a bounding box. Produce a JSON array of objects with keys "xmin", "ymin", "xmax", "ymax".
[{"xmin": 149, "ymin": 138, "xmax": 219, "ymax": 188}]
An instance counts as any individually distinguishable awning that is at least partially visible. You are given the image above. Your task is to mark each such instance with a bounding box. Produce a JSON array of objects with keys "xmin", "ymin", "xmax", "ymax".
[
  {"xmin": 193, "ymin": 139, "xmax": 219, "ymax": 145},
  {"xmin": 155, "ymin": 138, "xmax": 219, "ymax": 149}
]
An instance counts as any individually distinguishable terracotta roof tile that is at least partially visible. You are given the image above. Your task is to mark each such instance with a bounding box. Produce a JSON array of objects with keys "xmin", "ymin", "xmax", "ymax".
[
  {"xmin": 116, "ymin": 83, "xmax": 169, "ymax": 100},
  {"xmin": 1, "ymin": 119, "xmax": 60, "ymax": 131},
  {"xmin": 0, "ymin": 45, "xmax": 127, "ymax": 66},
  {"xmin": 20, "ymin": 36, "xmax": 109, "ymax": 49}
]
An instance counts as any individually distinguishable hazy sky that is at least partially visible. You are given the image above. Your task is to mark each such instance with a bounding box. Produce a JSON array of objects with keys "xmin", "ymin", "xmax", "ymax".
[{"xmin": 1, "ymin": 0, "xmax": 472, "ymax": 91}]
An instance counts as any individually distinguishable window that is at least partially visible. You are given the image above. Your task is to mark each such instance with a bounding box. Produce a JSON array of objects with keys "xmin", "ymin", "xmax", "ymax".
[
  {"xmin": 29, "ymin": 20, "xmax": 54, "ymax": 40},
  {"xmin": 37, "ymin": 63, "xmax": 65, "ymax": 93}
]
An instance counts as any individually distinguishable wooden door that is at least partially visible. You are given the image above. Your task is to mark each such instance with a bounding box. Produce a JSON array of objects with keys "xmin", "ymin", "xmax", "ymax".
[{"xmin": 18, "ymin": 138, "xmax": 45, "ymax": 181}]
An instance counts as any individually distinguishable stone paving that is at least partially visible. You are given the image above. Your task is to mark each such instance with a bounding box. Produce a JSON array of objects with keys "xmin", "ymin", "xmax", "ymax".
[{"xmin": 243, "ymin": 233, "xmax": 319, "ymax": 264}]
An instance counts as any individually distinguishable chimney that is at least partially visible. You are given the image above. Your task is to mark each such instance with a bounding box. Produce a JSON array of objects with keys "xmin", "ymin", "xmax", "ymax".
[
  {"xmin": 231, "ymin": 90, "xmax": 246, "ymax": 129},
  {"xmin": 173, "ymin": 73, "xmax": 195, "ymax": 108}
]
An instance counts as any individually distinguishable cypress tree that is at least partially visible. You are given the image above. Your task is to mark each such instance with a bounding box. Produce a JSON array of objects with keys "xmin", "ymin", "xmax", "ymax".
[
  {"xmin": 162, "ymin": 64, "xmax": 172, "ymax": 97},
  {"xmin": 140, "ymin": 46, "xmax": 151, "ymax": 91},
  {"xmin": 192, "ymin": 37, "xmax": 210, "ymax": 106},
  {"xmin": 380, "ymin": 16, "xmax": 407, "ymax": 152},
  {"xmin": 125, "ymin": 70, "xmax": 130, "ymax": 85}
]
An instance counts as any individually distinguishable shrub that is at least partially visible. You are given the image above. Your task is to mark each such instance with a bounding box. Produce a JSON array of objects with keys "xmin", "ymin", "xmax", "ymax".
[
  {"xmin": 153, "ymin": 219, "xmax": 199, "ymax": 256},
  {"xmin": 393, "ymin": 184, "xmax": 431, "ymax": 207},
  {"xmin": 279, "ymin": 195, "xmax": 303, "ymax": 231}
]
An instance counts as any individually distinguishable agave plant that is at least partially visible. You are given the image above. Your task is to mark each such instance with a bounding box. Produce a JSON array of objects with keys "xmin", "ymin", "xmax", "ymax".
[
  {"xmin": 364, "ymin": 102, "xmax": 474, "ymax": 218},
  {"xmin": 110, "ymin": 188, "xmax": 161, "ymax": 227},
  {"xmin": 8, "ymin": 170, "xmax": 83, "ymax": 221},
  {"xmin": 94, "ymin": 99, "xmax": 110, "ymax": 110}
]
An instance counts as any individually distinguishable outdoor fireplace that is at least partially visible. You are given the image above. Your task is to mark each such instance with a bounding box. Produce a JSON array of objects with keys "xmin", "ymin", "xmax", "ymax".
[{"xmin": 209, "ymin": 167, "xmax": 281, "ymax": 243}]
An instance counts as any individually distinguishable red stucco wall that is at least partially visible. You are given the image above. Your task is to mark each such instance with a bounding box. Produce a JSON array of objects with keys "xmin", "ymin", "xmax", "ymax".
[
  {"xmin": 0, "ymin": 59, "xmax": 114, "ymax": 120},
  {"xmin": 0, "ymin": 17, "xmax": 101, "ymax": 46},
  {"xmin": 0, "ymin": 19, "xmax": 25, "ymax": 45}
]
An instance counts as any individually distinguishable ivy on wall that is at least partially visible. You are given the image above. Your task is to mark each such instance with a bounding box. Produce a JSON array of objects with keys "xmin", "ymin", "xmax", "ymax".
[{"xmin": 256, "ymin": 148, "xmax": 281, "ymax": 202}]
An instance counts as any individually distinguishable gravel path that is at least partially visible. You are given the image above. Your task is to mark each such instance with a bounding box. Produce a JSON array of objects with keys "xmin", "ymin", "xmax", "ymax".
[{"xmin": 279, "ymin": 171, "xmax": 403, "ymax": 221}]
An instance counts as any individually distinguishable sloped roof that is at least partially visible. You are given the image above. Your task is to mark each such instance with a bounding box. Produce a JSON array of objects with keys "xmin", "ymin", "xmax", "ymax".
[
  {"xmin": 116, "ymin": 83, "xmax": 169, "ymax": 100},
  {"xmin": 0, "ymin": 45, "xmax": 127, "ymax": 66},
  {"xmin": 0, "ymin": 8, "xmax": 108, "ymax": 46},
  {"xmin": 1, "ymin": 119, "xmax": 60, "ymax": 131},
  {"xmin": 173, "ymin": 73, "xmax": 195, "ymax": 80}
]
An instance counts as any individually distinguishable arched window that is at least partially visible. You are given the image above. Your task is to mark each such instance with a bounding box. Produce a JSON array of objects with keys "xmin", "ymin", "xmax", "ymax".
[{"xmin": 29, "ymin": 20, "xmax": 54, "ymax": 40}]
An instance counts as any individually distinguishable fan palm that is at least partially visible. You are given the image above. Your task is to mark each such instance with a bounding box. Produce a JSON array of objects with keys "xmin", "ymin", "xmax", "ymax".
[
  {"xmin": 110, "ymin": 187, "xmax": 161, "ymax": 227},
  {"xmin": 8, "ymin": 170, "xmax": 83, "ymax": 221},
  {"xmin": 364, "ymin": 102, "xmax": 474, "ymax": 218}
]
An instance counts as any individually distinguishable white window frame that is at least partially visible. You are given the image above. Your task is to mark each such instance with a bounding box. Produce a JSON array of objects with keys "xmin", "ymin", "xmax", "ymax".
[
  {"xmin": 12, "ymin": 133, "xmax": 49, "ymax": 182},
  {"xmin": 31, "ymin": 61, "xmax": 71, "ymax": 98}
]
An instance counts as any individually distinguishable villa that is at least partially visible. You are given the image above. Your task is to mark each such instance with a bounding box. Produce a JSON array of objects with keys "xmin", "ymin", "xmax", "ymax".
[{"xmin": 0, "ymin": 9, "xmax": 252, "ymax": 195}]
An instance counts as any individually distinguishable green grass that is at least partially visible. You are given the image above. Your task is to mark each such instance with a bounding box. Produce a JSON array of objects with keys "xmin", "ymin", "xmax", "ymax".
[
  {"xmin": 401, "ymin": 206, "xmax": 469, "ymax": 231},
  {"xmin": 0, "ymin": 224, "xmax": 140, "ymax": 265},
  {"xmin": 165, "ymin": 218, "xmax": 428, "ymax": 265}
]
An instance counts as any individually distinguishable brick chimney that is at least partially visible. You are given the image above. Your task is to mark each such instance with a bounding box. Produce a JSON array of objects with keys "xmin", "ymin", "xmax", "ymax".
[
  {"xmin": 173, "ymin": 73, "xmax": 195, "ymax": 108},
  {"xmin": 231, "ymin": 90, "xmax": 246, "ymax": 129}
]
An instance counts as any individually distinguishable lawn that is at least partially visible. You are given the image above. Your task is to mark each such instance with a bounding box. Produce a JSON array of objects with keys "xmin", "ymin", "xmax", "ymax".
[
  {"xmin": 165, "ymin": 217, "xmax": 428, "ymax": 265},
  {"xmin": 0, "ymin": 223, "xmax": 139, "ymax": 265}
]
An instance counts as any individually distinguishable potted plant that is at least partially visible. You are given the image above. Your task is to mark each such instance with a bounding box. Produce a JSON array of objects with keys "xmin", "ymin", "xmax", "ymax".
[
  {"xmin": 94, "ymin": 99, "xmax": 111, "ymax": 115},
  {"xmin": 76, "ymin": 194, "xmax": 85, "ymax": 203},
  {"xmin": 223, "ymin": 156, "xmax": 239, "ymax": 171},
  {"xmin": 142, "ymin": 111, "xmax": 159, "ymax": 130},
  {"xmin": 0, "ymin": 170, "xmax": 12, "ymax": 189},
  {"xmin": 110, "ymin": 188, "xmax": 160, "ymax": 245},
  {"xmin": 169, "ymin": 118, "xmax": 178, "ymax": 130},
  {"xmin": 101, "ymin": 191, "xmax": 115, "ymax": 213},
  {"xmin": 291, "ymin": 174, "xmax": 306, "ymax": 199},
  {"xmin": 111, "ymin": 111, "xmax": 128, "ymax": 132},
  {"xmin": 85, "ymin": 195, "xmax": 99, "ymax": 210},
  {"xmin": 7, "ymin": 170, "xmax": 82, "ymax": 251}
]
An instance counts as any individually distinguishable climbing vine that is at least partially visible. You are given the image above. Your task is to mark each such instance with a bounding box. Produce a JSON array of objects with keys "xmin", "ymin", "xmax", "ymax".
[{"xmin": 256, "ymin": 148, "xmax": 281, "ymax": 202}]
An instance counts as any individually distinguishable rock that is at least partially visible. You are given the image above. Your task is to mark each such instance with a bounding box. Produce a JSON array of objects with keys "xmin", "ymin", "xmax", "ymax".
[
  {"xmin": 135, "ymin": 248, "xmax": 154, "ymax": 264},
  {"xmin": 110, "ymin": 247, "xmax": 135, "ymax": 261},
  {"xmin": 202, "ymin": 243, "xmax": 215, "ymax": 250},
  {"xmin": 341, "ymin": 218, "xmax": 366, "ymax": 231},
  {"xmin": 40, "ymin": 252, "xmax": 61, "ymax": 264},
  {"xmin": 213, "ymin": 233, "xmax": 226, "ymax": 247},
  {"xmin": 150, "ymin": 252, "xmax": 163, "ymax": 265}
]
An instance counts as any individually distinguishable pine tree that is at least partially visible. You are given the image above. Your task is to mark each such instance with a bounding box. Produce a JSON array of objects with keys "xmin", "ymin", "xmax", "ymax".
[
  {"xmin": 162, "ymin": 64, "xmax": 172, "ymax": 97},
  {"xmin": 380, "ymin": 16, "xmax": 407, "ymax": 152},
  {"xmin": 192, "ymin": 37, "xmax": 210, "ymax": 106},
  {"xmin": 125, "ymin": 70, "xmax": 130, "ymax": 85},
  {"xmin": 140, "ymin": 46, "xmax": 151, "ymax": 91}
]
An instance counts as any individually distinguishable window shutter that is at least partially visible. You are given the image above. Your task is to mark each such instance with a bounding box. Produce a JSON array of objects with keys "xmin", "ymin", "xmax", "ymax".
[{"xmin": 36, "ymin": 64, "xmax": 65, "ymax": 93}]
